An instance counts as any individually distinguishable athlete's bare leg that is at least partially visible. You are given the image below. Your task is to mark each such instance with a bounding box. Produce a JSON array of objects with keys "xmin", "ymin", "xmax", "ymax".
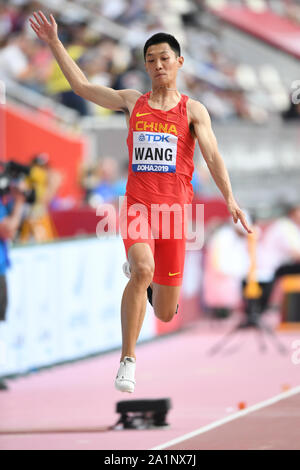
[
  {"xmin": 120, "ymin": 243, "xmax": 154, "ymax": 362},
  {"xmin": 152, "ymin": 283, "xmax": 181, "ymax": 323}
]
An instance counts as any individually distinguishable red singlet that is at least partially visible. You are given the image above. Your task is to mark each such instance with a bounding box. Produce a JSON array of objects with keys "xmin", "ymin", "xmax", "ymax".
[
  {"xmin": 126, "ymin": 91, "xmax": 196, "ymax": 206},
  {"xmin": 120, "ymin": 91, "xmax": 196, "ymax": 286}
]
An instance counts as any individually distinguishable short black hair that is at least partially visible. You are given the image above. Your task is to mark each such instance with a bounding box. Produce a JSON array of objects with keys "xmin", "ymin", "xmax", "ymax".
[{"xmin": 144, "ymin": 33, "xmax": 181, "ymax": 61}]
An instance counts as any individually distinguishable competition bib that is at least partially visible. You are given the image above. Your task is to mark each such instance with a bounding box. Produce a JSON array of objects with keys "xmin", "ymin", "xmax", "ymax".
[{"xmin": 132, "ymin": 131, "xmax": 178, "ymax": 173}]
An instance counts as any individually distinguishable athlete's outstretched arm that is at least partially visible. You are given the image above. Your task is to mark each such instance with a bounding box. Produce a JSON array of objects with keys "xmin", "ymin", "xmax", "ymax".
[
  {"xmin": 190, "ymin": 100, "xmax": 252, "ymax": 234},
  {"xmin": 29, "ymin": 11, "xmax": 141, "ymax": 111}
]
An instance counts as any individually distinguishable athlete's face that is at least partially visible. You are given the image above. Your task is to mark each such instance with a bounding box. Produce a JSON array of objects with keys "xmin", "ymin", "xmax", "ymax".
[{"xmin": 144, "ymin": 43, "xmax": 183, "ymax": 85}]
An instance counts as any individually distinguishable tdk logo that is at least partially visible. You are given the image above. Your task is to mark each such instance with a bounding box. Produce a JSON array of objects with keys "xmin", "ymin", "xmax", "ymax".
[{"xmin": 141, "ymin": 133, "xmax": 170, "ymax": 143}]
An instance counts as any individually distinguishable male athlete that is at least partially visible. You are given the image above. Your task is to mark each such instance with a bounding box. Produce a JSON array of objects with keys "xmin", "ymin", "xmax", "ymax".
[{"xmin": 30, "ymin": 11, "xmax": 252, "ymax": 393}]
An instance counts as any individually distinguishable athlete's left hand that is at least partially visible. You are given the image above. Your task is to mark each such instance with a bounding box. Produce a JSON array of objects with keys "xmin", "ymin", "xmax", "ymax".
[{"xmin": 227, "ymin": 198, "xmax": 253, "ymax": 234}]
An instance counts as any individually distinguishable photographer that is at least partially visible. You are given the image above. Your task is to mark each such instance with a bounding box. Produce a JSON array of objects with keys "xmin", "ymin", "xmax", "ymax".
[
  {"xmin": 20, "ymin": 153, "xmax": 61, "ymax": 242},
  {"xmin": 0, "ymin": 188, "xmax": 25, "ymax": 391}
]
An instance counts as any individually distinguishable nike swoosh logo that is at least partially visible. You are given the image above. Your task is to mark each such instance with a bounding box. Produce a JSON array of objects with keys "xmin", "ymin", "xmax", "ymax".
[
  {"xmin": 168, "ymin": 272, "xmax": 181, "ymax": 277},
  {"xmin": 136, "ymin": 112, "xmax": 152, "ymax": 117}
]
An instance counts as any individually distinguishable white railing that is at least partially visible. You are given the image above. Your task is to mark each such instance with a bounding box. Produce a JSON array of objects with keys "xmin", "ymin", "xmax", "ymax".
[{"xmin": 4, "ymin": 78, "xmax": 79, "ymax": 127}]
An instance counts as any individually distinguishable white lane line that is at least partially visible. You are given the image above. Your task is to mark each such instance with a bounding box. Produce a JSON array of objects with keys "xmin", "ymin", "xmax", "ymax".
[{"xmin": 150, "ymin": 384, "xmax": 300, "ymax": 450}]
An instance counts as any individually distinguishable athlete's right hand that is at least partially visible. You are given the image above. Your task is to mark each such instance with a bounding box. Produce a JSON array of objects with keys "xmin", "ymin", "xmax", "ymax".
[{"xmin": 29, "ymin": 11, "xmax": 58, "ymax": 45}]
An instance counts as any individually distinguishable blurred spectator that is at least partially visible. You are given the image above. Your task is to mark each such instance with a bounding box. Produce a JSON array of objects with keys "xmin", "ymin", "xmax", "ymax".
[
  {"xmin": 79, "ymin": 162, "xmax": 100, "ymax": 205},
  {"xmin": 112, "ymin": 160, "xmax": 128, "ymax": 198},
  {"xmin": 255, "ymin": 202, "xmax": 300, "ymax": 312},
  {"xmin": 112, "ymin": 47, "xmax": 150, "ymax": 93},
  {"xmin": 19, "ymin": 153, "xmax": 61, "ymax": 242},
  {"xmin": 99, "ymin": 0, "xmax": 128, "ymax": 21},
  {"xmin": 202, "ymin": 211, "xmax": 253, "ymax": 317},
  {"xmin": 0, "ymin": 186, "xmax": 25, "ymax": 391},
  {"xmin": 0, "ymin": 33, "xmax": 38, "ymax": 84},
  {"xmin": 0, "ymin": 3, "xmax": 15, "ymax": 41},
  {"xmin": 46, "ymin": 22, "xmax": 90, "ymax": 116},
  {"xmin": 191, "ymin": 161, "xmax": 211, "ymax": 197},
  {"xmin": 258, "ymin": 203, "xmax": 300, "ymax": 282},
  {"xmin": 81, "ymin": 156, "xmax": 120, "ymax": 208}
]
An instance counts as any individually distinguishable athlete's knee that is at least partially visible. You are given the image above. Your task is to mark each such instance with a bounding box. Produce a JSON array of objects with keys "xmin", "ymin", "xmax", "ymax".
[
  {"xmin": 131, "ymin": 262, "xmax": 154, "ymax": 285},
  {"xmin": 154, "ymin": 308, "xmax": 175, "ymax": 323}
]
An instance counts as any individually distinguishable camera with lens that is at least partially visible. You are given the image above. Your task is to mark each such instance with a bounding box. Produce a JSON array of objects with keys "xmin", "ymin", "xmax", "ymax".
[{"xmin": 0, "ymin": 160, "xmax": 36, "ymax": 203}]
